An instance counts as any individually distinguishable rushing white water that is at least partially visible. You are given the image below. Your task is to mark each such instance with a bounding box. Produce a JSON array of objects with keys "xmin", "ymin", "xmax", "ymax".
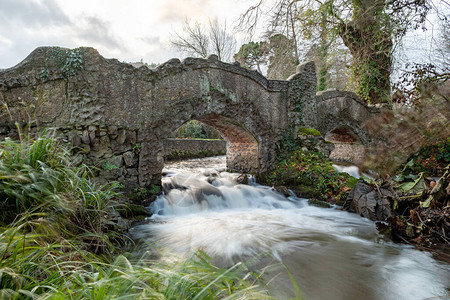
[
  {"xmin": 133, "ymin": 156, "xmax": 450, "ymax": 300},
  {"xmin": 333, "ymin": 163, "xmax": 362, "ymax": 178}
]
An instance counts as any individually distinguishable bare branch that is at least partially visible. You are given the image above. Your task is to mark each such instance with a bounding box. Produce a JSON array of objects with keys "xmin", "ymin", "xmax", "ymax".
[{"xmin": 170, "ymin": 18, "xmax": 236, "ymax": 62}]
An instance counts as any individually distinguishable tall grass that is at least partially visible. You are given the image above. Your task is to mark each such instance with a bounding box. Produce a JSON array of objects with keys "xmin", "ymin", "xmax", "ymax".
[{"xmin": 0, "ymin": 134, "xmax": 268, "ymax": 299}]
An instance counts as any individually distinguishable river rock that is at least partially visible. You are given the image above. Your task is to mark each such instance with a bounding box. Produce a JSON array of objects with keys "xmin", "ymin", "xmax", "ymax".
[
  {"xmin": 344, "ymin": 180, "xmax": 392, "ymax": 221},
  {"xmin": 274, "ymin": 185, "xmax": 290, "ymax": 197},
  {"xmin": 236, "ymin": 174, "xmax": 249, "ymax": 185}
]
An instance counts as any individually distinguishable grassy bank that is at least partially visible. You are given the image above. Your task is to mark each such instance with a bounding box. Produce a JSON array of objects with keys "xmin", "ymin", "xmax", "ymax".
[{"xmin": 0, "ymin": 134, "xmax": 268, "ymax": 299}]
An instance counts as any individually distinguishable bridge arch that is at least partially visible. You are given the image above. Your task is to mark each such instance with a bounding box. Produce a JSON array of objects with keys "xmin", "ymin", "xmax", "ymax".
[
  {"xmin": 314, "ymin": 90, "xmax": 380, "ymax": 144},
  {"xmin": 314, "ymin": 90, "xmax": 380, "ymax": 163},
  {"xmin": 104, "ymin": 53, "xmax": 289, "ymax": 186},
  {"xmin": 324, "ymin": 126, "xmax": 365, "ymax": 163}
]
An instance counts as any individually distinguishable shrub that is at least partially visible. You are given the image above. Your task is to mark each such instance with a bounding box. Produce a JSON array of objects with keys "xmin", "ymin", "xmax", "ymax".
[{"xmin": 268, "ymin": 149, "xmax": 356, "ymax": 202}]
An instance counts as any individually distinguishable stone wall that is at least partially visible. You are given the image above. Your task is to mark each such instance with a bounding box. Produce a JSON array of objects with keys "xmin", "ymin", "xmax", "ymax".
[
  {"xmin": 329, "ymin": 142, "xmax": 366, "ymax": 163},
  {"xmin": 226, "ymin": 142, "xmax": 259, "ymax": 173},
  {"xmin": 164, "ymin": 138, "xmax": 226, "ymax": 160},
  {"xmin": 0, "ymin": 124, "xmax": 141, "ymax": 192}
]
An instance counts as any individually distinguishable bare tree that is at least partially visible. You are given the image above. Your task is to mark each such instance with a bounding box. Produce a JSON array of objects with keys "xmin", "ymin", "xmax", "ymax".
[
  {"xmin": 171, "ymin": 19, "xmax": 236, "ymax": 62},
  {"xmin": 208, "ymin": 19, "xmax": 237, "ymax": 62},
  {"xmin": 171, "ymin": 20, "xmax": 209, "ymax": 58}
]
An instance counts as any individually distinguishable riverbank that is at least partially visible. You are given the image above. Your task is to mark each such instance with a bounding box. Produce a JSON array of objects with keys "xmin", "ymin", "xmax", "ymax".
[
  {"xmin": 262, "ymin": 131, "xmax": 449, "ymax": 253},
  {"xmin": 164, "ymin": 138, "xmax": 226, "ymax": 161}
]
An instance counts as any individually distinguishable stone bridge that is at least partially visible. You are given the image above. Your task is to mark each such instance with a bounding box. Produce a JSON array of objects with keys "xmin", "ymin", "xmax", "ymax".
[{"xmin": 0, "ymin": 47, "xmax": 380, "ymax": 189}]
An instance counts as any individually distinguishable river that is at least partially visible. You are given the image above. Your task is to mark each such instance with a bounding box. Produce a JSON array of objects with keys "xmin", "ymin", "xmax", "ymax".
[{"xmin": 132, "ymin": 156, "xmax": 450, "ymax": 300}]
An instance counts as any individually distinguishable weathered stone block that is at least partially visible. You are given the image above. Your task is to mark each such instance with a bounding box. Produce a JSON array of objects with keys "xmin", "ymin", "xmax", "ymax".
[
  {"xmin": 111, "ymin": 140, "xmax": 132, "ymax": 154},
  {"xmin": 127, "ymin": 168, "xmax": 139, "ymax": 176},
  {"xmin": 125, "ymin": 131, "xmax": 137, "ymax": 144},
  {"xmin": 123, "ymin": 151, "xmax": 135, "ymax": 167},
  {"xmin": 67, "ymin": 131, "xmax": 81, "ymax": 147},
  {"xmin": 89, "ymin": 131, "xmax": 96, "ymax": 143},
  {"xmin": 106, "ymin": 155, "xmax": 123, "ymax": 168},
  {"xmin": 100, "ymin": 135, "xmax": 110, "ymax": 144},
  {"xmin": 81, "ymin": 130, "xmax": 90, "ymax": 144},
  {"xmin": 117, "ymin": 129, "xmax": 126, "ymax": 144},
  {"xmin": 91, "ymin": 137, "xmax": 100, "ymax": 148},
  {"xmin": 107, "ymin": 125, "xmax": 118, "ymax": 136}
]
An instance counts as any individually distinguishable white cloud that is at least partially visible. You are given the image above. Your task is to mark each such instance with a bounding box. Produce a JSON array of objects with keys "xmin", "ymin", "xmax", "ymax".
[{"xmin": 0, "ymin": 34, "xmax": 13, "ymax": 48}]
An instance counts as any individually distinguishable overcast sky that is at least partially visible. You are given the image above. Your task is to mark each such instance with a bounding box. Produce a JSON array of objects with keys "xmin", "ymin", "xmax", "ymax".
[
  {"xmin": 1, "ymin": 0, "xmax": 446, "ymax": 71},
  {"xmin": 0, "ymin": 0, "xmax": 252, "ymax": 69}
]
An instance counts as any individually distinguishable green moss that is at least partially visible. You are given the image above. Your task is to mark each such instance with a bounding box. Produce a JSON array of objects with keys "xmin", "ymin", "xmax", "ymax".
[
  {"xmin": 297, "ymin": 126, "xmax": 321, "ymax": 137},
  {"xmin": 292, "ymin": 184, "xmax": 323, "ymax": 199}
]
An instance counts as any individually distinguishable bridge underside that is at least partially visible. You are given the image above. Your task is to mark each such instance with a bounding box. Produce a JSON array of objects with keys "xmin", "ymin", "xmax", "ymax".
[
  {"xmin": 196, "ymin": 114, "xmax": 259, "ymax": 173},
  {"xmin": 325, "ymin": 126, "xmax": 365, "ymax": 163}
]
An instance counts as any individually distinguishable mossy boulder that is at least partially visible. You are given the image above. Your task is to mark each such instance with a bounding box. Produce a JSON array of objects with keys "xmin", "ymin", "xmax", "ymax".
[
  {"xmin": 308, "ymin": 198, "xmax": 332, "ymax": 208},
  {"xmin": 291, "ymin": 184, "xmax": 323, "ymax": 199}
]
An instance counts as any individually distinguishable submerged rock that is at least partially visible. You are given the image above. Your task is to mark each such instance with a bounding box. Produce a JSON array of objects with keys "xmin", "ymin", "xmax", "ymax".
[
  {"xmin": 308, "ymin": 198, "xmax": 332, "ymax": 208},
  {"xmin": 344, "ymin": 180, "xmax": 392, "ymax": 221}
]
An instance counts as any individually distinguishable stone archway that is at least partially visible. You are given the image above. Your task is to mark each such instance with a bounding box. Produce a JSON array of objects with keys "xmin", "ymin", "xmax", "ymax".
[
  {"xmin": 161, "ymin": 114, "xmax": 259, "ymax": 172},
  {"xmin": 325, "ymin": 126, "xmax": 365, "ymax": 163},
  {"xmin": 195, "ymin": 113, "xmax": 259, "ymax": 172}
]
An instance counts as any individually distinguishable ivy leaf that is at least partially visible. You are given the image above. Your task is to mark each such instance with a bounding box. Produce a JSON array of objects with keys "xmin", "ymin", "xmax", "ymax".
[{"xmin": 396, "ymin": 172, "xmax": 426, "ymax": 194}]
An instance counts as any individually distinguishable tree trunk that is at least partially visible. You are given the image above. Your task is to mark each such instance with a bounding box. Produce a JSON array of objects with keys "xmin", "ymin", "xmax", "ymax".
[{"xmin": 339, "ymin": 0, "xmax": 392, "ymax": 104}]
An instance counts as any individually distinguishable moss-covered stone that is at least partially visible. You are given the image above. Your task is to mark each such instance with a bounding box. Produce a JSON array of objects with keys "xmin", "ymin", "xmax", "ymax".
[
  {"xmin": 308, "ymin": 198, "xmax": 332, "ymax": 208},
  {"xmin": 292, "ymin": 184, "xmax": 323, "ymax": 199}
]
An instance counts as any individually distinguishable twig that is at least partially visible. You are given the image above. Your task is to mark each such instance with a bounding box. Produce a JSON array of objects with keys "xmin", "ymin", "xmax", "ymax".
[{"xmin": 416, "ymin": 212, "xmax": 450, "ymax": 244}]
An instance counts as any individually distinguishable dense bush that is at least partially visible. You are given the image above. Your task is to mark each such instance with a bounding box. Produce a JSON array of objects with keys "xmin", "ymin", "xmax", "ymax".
[{"xmin": 398, "ymin": 137, "xmax": 450, "ymax": 177}]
